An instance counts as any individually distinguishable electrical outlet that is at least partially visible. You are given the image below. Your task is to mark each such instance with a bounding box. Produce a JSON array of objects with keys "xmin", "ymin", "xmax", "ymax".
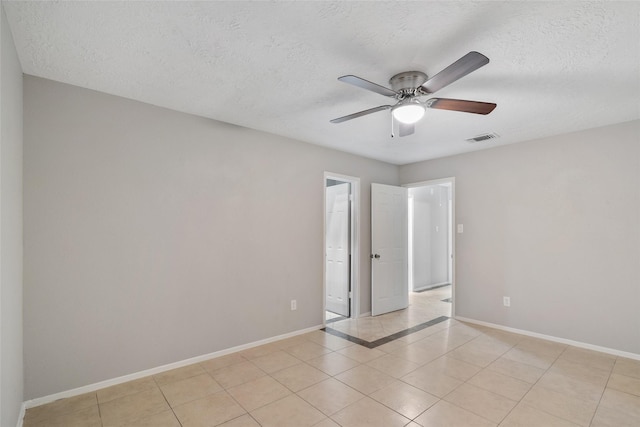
[
  {"xmin": 503, "ymin": 296, "xmax": 511, "ymax": 307},
  {"xmin": 291, "ymin": 300, "xmax": 297, "ymax": 311},
  {"xmin": 457, "ymin": 224, "xmax": 464, "ymax": 233}
]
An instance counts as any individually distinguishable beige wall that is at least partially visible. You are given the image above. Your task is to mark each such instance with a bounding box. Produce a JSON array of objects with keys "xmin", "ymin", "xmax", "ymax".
[
  {"xmin": 1, "ymin": 5, "xmax": 24, "ymax": 426},
  {"xmin": 401, "ymin": 120, "xmax": 640, "ymax": 354},
  {"xmin": 23, "ymin": 76, "xmax": 398, "ymax": 399}
]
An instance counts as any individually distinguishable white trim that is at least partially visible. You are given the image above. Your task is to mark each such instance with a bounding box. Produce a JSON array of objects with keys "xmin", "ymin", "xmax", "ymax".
[
  {"xmin": 16, "ymin": 402, "xmax": 26, "ymax": 427},
  {"xmin": 403, "ymin": 177, "xmax": 456, "ymax": 317},
  {"xmin": 323, "ymin": 173, "xmax": 361, "ymax": 322},
  {"xmin": 359, "ymin": 311, "xmax": 371, "ymax": 318},
  {"xmin": 23, "ymin": 324, "xmax": 323, "ymax": 410},
  {"xmin": 456, "ymin": 316, "xmax": 640, "ymax": 361}
]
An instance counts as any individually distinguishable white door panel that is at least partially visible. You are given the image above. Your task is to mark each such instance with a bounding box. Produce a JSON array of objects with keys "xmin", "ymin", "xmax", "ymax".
[
  {"xmin": 371, "ymin": 183, "xmax": 408, "ymax": 316},
  {"xmin": 326, "ymin": 183, "xmax": 350, "ymax": 316}
]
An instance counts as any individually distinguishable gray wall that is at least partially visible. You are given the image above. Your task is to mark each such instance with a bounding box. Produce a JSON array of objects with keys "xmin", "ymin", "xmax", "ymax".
[
  {"xmin": 23, "ymin": 76, "xmax": 398, "ymax": 399},
  {"xmin": 0, "ymin": 5, "xmax": 24, "ymax": 426},
  {"xmin": 401, "ymin": 120, "xmax": 640, "ymax": 354}
]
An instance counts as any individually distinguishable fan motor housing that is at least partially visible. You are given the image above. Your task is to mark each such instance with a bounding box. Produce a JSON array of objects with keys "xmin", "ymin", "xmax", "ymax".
[{"xmin": 389, "ymin": 71, "xmax": 428, "ymax": 93}]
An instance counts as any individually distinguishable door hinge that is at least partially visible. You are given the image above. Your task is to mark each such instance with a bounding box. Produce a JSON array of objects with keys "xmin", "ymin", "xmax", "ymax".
[{"xmin": 349, "ymin": 291, "xmax": 353, "ymax": 298}]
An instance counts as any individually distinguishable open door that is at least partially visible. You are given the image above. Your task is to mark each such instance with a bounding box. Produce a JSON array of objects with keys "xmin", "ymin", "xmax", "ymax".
[
  {"xmin": 371, "ymin": 183, "xmax": 408, "ymax": 316},
  {"xmin": 326, "ymin": 182, "xmax": 350, "ymax": 317}
]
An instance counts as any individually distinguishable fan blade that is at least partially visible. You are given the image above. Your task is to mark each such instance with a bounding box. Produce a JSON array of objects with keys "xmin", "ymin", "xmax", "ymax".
[
  {"xmin": 421, "ymin": 51, "xmax": 489, "ymax": 94},
  {"xmin": 338, "ymin": 75, "xmax": 397, "ymax": 97},
  {"xmin": 426, "ymin": 98, "xmax": 496, "ymax": 115},
  {"xmin": 330, "ymin": 105, "xmax": 392, "ymax": 123},
  {"xmin": 398, "ymin": 122, "xmax": 415, "ymax": 137}
]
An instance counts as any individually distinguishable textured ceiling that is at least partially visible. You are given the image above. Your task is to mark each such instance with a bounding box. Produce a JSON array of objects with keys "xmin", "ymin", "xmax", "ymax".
[{"xmin": 4, "ymin": 1, "xmax": 640, "ymax": 165}]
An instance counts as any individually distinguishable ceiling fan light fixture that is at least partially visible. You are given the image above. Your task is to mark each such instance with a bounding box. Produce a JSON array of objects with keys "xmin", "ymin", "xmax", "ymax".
[{"xmin": 392, "ymin": 101, "xmax": 425, "ymax": 124}]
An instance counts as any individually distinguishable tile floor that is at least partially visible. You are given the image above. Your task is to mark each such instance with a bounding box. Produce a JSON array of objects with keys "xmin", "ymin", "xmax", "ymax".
[{"xmin": 23, "ymin": 289, "xmax": 640, "ymax": 427}]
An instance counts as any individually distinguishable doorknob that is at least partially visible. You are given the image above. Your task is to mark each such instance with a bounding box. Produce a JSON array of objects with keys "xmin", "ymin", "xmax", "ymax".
[{"xmin": 370, "ymin": 254, "xmax": 380, "ymax": 259}]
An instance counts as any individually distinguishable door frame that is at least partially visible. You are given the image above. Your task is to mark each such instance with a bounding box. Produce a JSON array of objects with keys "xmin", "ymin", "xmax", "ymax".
[
  {"xmin": 403, "ymin": 177, "xmax": 456, "ymax": 318},
  {"xmin": 323, "ymin": 172, "xmax": 360, "ymax": 325}
]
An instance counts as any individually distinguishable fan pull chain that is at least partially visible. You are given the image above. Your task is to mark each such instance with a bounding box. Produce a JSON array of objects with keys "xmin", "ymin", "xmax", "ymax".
[{"xmin": 390, "ymin": 114, "xmax": 395, "ymax": 138}]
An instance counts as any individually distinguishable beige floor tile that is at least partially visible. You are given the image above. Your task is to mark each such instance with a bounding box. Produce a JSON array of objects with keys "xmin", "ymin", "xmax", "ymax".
[
  {"xmin": 211, "ymin": 361, "xmax": 266, "ymax": 389},
  {"xmin": 271, "ymin": 362, "xmax": 329, "ymax": 392},
  {"xmin": 335, "ymin": 364, "xmax": 396, "ymax": 395},
  {"xmin": 24, "ymin": 392, "xmax": 97, "ymax": 423},
  {"xmin": 401, "ymin": 364, "xmax": 463, "ymax": 397},
  {"xmin": 250, "ymin": 350, "xmax": 301, "ymax": 373},
  {"xmin": 227, "ymin": 375, "xmax": 292, "ymax": 411},
  {"xmin": 535, "ymin": 371, "xmax": 605, "ymax": 403},
  {"xmin": 250, "ymin": 394, "xmax": 326, "ymax": 427},
  {"xmin": 502, "ymin": 347, "xmax": 558, "ymax": 370},
  {"xmin": 413, "ymin": 400, "xmax": 496, "ymax": 427},
  {"xmin": 613, "ymin": 357, "xmax": 640, "ymax": 380},
  {"xmin": 447, "ymin": 346, "xmax": 502, "ymax": 369},
  {"xmin": 172, "ymin": 391, "xmax": 246, "ymax": 427},
  {"xmin": 97, "ymin": 377, "xmax": 158, "ymax": 404},
  {"xmin": 500, "ymin": 403, "xmax": 580, "ymax": 427},
  {"xmin": 99, "ymin": 387, "xmax": 170, "ymax": 427},
  {"xmin": 240, "ymin": 343, "xmax": 281, "ymax": 360},
  {"xmin": 218, "ymin": 414, "xmax": 261, "ymax": 426},
  {"xmin": 306, "ymin": 352, "xmax": 361, "ymax": 376},
  {"xmin": 331, "ymin": 396, "xmax": 410, "ymax": 427},
  {"xmin": 153, "ymin": 363, "xmax": 206, "ymax": 386},
  {"xmin": 369, "ymin": 380, "xmax": 439, "ymax": 419},
  {"xmin": 597, "ymin": 388, "xmax": 640, "ymax": 418},
  {"xmin": 374, "ymin": 339, "xmax": 408, "ymax": 354},
  {"xmin": 306, "ymin": 331, "xmax": 354, "ymax": 351},
  {"xmin": 23, "ymin": 405, "xmax": 101, "ymax": 427},
  {"xmin": 200, "ymin": 353, "xmax": 247, "ymax": 373},
  {"xmin": 591, "ymin": 405, "xmax": 640, "ymax": 426},
  {"xmin": 337, "ymin": 345, "xmax": 385, "ymax": 363},
  {"xmin": 443, "ymin": 383, "xmax": 517, "ymax": 423},
  {"xmin": 119, "ymin": 410, "xmax": 181, "ymax": 427},
  {"xmin": 391, "ymin": 342, "xmax": 447, "ymax": 364},
  {"xmin": 548, "ymin": 357, "xmax": 611, "ymax": 387},
  {"xmin": 558, "ymin": 346, "xmax": 616, "ymax": 370},
  {"xmin": 468, "ymin": 369, "xmax": 531, "ymax": 400},
  {"xmin": 424, "ymin": 356, "xmax": 482, "ymax": 381},
  {"xmin": 521, "ymin": 385, "xmax": 598, "ymax": 426},
  {"xmin": 516, "ymin": 337, "xmax": 566, "ymax": 357},
  {"xmin": 284, "ymin": 341, "xmax": 333, "ymax": 360},
  {"xmin": 159, "ymin": 373, "xmax": 222, "ymax": 407},
  {"xmin": 297, "ymin": 378, "xmax": 365, "ymax": 415},
  {"xmin": 312, "ymin": 418, "xmax": 341, "ymax": 427},
  {"xmin": 607, "ymin": 373, "xmax": 640, "ymax": 397},
  {"xmin": 366, "ymin": 353, "xmax": 421, "ymax": 378},
  {"xmin": 487, "ymin": 357, "xmax": 546, "ymax": 384}
]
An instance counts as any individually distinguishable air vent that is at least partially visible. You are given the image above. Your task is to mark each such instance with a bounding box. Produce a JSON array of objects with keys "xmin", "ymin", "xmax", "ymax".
[{"xmin": 466, "ymin": 132, "xmax": 499, "ymax": 143}]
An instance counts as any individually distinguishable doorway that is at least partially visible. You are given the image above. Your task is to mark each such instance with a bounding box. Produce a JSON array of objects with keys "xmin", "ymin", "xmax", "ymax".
[
  {"xmin": 324, "ymin": 173, "xmax": 360, "ymax": 324},
  {"xmin": 405, "ymin": 178, "xmax": 455, "ymax": 317}
]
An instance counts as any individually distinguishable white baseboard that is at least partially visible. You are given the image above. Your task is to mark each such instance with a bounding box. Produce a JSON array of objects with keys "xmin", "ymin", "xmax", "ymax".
[
  {"xmin": 15, "ymin": 402, "xmax": 26, "ymax": 427},
  {"xmin": 455, "ymin": 316, "xmax": 640, "ymax": 361},
  {"xmin": 413, "ymin": 282, "xmax": 450, "ymax": 292},
  {"xmin": 22, "ymin": 324, "xmax": 323, "ymax": 411},
  {"xmin": 358, "ymin": 311, "xmax": 371, "ymax": 318}
]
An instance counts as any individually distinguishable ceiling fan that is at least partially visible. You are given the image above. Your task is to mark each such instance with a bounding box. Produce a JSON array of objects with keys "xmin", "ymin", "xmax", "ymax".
[{"xmin": 330, "ymin": 51, "xmax": 496, "ymax": 137}]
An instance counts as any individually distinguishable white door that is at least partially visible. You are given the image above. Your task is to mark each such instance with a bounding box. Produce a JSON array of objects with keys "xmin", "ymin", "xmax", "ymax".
[
  {"xmin": 371, "ymin": 183, "xmax": 408, "ymax": 316},
  {"xmin": 326, "ymin": 183, "xmax": 350, "ymax": 316}
]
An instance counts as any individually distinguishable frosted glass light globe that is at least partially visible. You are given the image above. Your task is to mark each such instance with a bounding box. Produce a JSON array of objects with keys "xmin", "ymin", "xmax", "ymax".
[{"xmin": 392, "ymin": 103, "xmax": 425, "ymax": 124}]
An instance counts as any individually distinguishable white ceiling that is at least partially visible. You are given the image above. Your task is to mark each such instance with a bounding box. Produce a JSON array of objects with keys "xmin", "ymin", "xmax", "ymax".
[{"xmin": 4, "ymin": 1, "xmax": 640, "ymax": 165}]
